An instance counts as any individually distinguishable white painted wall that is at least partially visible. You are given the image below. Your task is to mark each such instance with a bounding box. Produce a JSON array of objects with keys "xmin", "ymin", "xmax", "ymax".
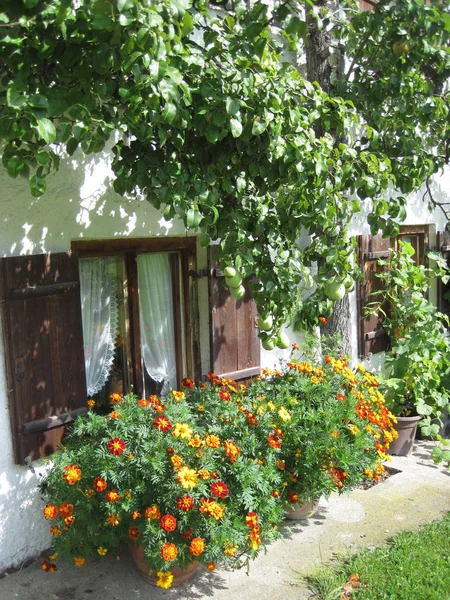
[{"xmin": 0, "ymin": 142, "xmax": 449, "ymax": 571}]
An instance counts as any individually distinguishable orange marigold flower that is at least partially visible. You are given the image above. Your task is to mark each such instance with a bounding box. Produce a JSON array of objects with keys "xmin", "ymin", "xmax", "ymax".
[
  {"xmin": 277, "ymin": 459, "xmax": 285, "ymax": 470},
  {"xmin": 198, "ymin": 468, "xmax": 210, "ymax": 480},
  {"xmin": 318, "ymin": 316, "xmax": 327, "ymax": 325},
  {"xmin": 43, "ymin": 503, "xmax": 58, "ymax": 520},
  {"xmin": 271, "ymin": 490, "xmax": 280, "ymax": 498},
  {"xmin": 189, "ymin": 434, "xmax": 203, "ymax": 448},
  {"xmin": 292, "ymin": 343, "xmax": 300, "ymax": 350},
  {"xmin": 62, "ymin": 464, "xmax": 82, "ymax": 485},
  {"xmin": 93, "ymin": 477, "xmax": 107, "ymax": 492},
  {"xmin": 182, "ymin": 378, "xmax": 195, "ymax": 388},
  {"xmin": 177, "ymin": 495, "xmax": 195, "ymax": 512},
  {"xmin": 110, "ymin": 392, "xmax": 122, "ymax": 404},
  {"xmin": 224, "ymin": 440, "xmax": 240, "ymax": 463},
  {"xmin": 107, "ymin": 437, "xmax": 126, "ymax": 456},
  {"xmin": 171, "ymin": 454, "xmax": 184, "ymax": 469},
  {"xmin": 205, "ymin": 434, "xmax": 221, "ymax": 448},
  {"xmin": 145, "ymin": 504, "xmax": 161, "ymax": 520},
  {"xmin": 154, "ymin": 415, "xmax": 172, "ymax": 432},
  {"xmin": 172, "ymin": 390, "xmax": 185, "ymax": 401},
  {"xmin": 219, "ymin": 389, "xmax": 231, "ymax": 401},
  {"xmin": 64, "ymin": 516, "xmax": 75, "ymax": 530},
  {"xmin": 74, "ymin": 556, "xmax": 85, "ymax": 567},
  {"xmin": 160, "ymin": 514, "xmax": 177, "ymax": 532},
  {"xmin": 288, "ymin": 492, "xmax": 299, "ymax": 504},
  {"xmin": 109, "ymin": 410, "xmax": 120, "ymax": 419},
  {"xmin": 59, "ymin": 503, "xmax": 73, "ymax": 519},
  {"xmin": 211, "ymin": 481, "xmax": 229, "ymax": 499},
  {"xmin": 200, "ymin": 498, "xmax": 225, "ymax": 520},
  {"xmin": 106, "ymin": 514, "xmax": 120, "ymax": 526},
  {"xmin": 210, "ymin": 470, "xmax": 218, "ymax": 479},
  {"xmin": 131, "ymin": 510, "xmax": 141, "ymax": 520},
  {"xmin": 161, "ymin": 542, "xmax": 178, "ymax": 562},
  {"xmin": 268, "ymin": 433, "xmax": 282, "ymax": 449},
  {"xmin": 105, "ymin": 489, "xmax": 121, "ymax": 503},
  {"xmin": 224, "ymin": 544, "xmax": 237, "ymax": 557},
  {"xmin": 50, "ymin": 525, "xmax": 62, "ymax": 536},
  {"xmin": 206, "ymin": 562, "xmax": 216, "ymax": 572},
  {"xmin": 87, "ymin": 399, "xmax": 95, "ymax": 409},
  {"xmin": 189, "ymin": 537, "xmax": 205, "ymax": 557},
  {"xmin": 128, "ymin": 526, "xmax": 140, "ymax": 540},
  {"xmin": 41, "ymin": 560, "xmax": 57, "ymax": 572},
  {"xmin": 137, "ymin": 398, "xmax": 150, "ymax": 407}
]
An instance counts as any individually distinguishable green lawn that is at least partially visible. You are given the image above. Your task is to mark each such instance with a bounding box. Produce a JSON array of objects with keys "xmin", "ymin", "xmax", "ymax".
[{"xmin": 305, "ymin": 514, "xmax": 450, "ymax": 600}]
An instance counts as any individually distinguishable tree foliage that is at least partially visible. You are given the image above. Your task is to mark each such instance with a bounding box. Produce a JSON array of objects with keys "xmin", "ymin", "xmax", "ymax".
[{"xmin": 0, "ymin": 0, "xmax": 449, "ymax": 337}]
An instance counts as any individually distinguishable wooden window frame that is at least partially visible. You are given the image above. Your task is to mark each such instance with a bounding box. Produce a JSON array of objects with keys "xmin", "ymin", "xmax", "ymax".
[{"xmin": 72, "ymin": 237, "xmax": 197, "ymax": 396}]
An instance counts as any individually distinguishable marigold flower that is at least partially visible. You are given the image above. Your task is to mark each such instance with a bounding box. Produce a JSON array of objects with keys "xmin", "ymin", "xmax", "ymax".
[
  {"xmin": 110, "ymin": 392, "xmax": 122, "ymax": 404},
  {"xmin": 97, "ymin": 547, "xmax": 108, "ymax": 556},
  {"xmin": 74, "ymin": 556, "xmax": 85, "ymax": 567},
  {"xmin": 137, "ymin": 398, "xmax": 150, "ymax": 407},
  {"xmin": 48, "ymin": 554, "xmax": 57, "ymax": 562},
  {"xmin": 211, "ymin": 481, "xmax": 229, "ymax": 499},
  {"xmin": 182, "ymin": 377, "xmax": 195, "ymax": 388},
  {"xmin": 131, "ymin": 510, "xmax": 141, "ymax": 520},
  {"xmin": 161, "ymin": 542, "xmax": 178, "ymax": 562},
  {"xmin": 62, "ymin": 464, "xmax": 82, "ymax": 485},
  {"xmin": 249, "ymin": 529, "xmax": 261, "ymax": 550},
  {"xmin": 156, "ymin": 571, "xmax": 174, "ymax": 589},
  {"xmin": 198, "ymin": 468, "xmax": 210, "ymax": 480},
  {"xmin": 145, "ymin": 505, "xmax": 161, "ymax": 520},
  {"xmin": 128, "ymin": 526, "xmax": 140, "ymax": 540},
  {"xmin": 106, "ymin": 514, "xmax": 120, "ymax": 526},
  {"xmin": 224, "ymin": 440, "xmax": 240, "ymax": 463},
  {"xmin": 177, "ymin": 466, "xmax": 198, "ymax": 489},
  {"xmin": 172, "ymin": 390, "xmax": 185, "ymax": 401},
  {"xmin": 172, "ymin": 422, "xmax": 193, "ymax": 440},
  {"xmin": 41, "ymin": 560, "xmax": 57, "ymax": 572},
  {"xmin": 109, "ymin": 410, "xmax": 120, "ymax": 419},
  {"xmin": 200, "ymin": 498, "xmax": 225, "ymax": 520},
  {"xmin": 205, "ymin": 434, "xmax": 221, "ymax": 448},
  {"xmin": 64, "ymin": 515, "xmax": 75, "ymax": 529},
  {"xmin": 43, "ymin": 503, "xmax": 58, "ymax": 520},
  {"xmin": 197, "ymin": 405, "xmax": 204, "ymax": 411},
  {"xmin": 292, "ymin": 343, "xmax": 300, "ymax": 350},
  {"xmin": 268, "ymin": 433, "xmax": 282, "ymax": 449},
  {"xmin": 87, "ymin": 399, "xmax": 95, "ymax": 409},
  {"xmin": 219, "ymin": 389, "xmax": 231, "ymax": 401},
  {"xmin": 160, "ymin": 514, "xmax": 177, "ymax": 532},
  {"xmin": 177, "ymin": 495, "xmax": 195, "ymax": 512},
  {"xmin": 106, "ymin": 489, "xmax": 121, "ymax": 503},
  {"xmin": 288, "ymin": 492, "xmax": 299, "ymax": 504},
  {"xmin": 93, "ymin": 477, "xmax": 107, "ymax": 492},
  {"xmin": 318, "ymin": 316, "xmax": 327, "ymax": 325},
  {"xmin": 171, "ymin": 454, "xmax": 184, "ymax": 469},
  {"xmin": 278, "ymin": 406, "xmax": 291, "ymax": 421},
  {"xmin": 189, "ymin": 537, "xmax": 205, "ymax": 557},
  {"xmin": 84, "ymin": 488, "xmax": 95, "ymax": 497},
  {"xmin": 271, "ymin": 490, "xmax": 280, "ymax": 498},
  {"xmin": 182, "ymin": 528, "xmax": 193, "ymax": 539},
  {"xmin": 50, "ymin": 525, "xmax": 62, "ymax": 536},
  {"xmin": 59, "ymin": 503, "xmax": 73, "ymax": 518},
  {"xmin": 107, "ymin": 437, "xmax": 126, "ymax": 456},
  {"xmin": 206, "ymin": 562, "xmax": 216, "ymax": 572},
  {"xmin": 224, "ymin": 544, "xmax": 237, "ymax": 556},
  {"xmin": 336, "ymin": 393, "xmax": 346, "ymax": 401}
]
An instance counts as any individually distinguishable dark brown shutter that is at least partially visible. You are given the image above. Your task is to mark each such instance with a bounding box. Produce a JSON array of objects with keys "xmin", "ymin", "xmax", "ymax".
[
  {"xmin": 359, "ymin": 0, "xmax": 375, "ymax": 11},
  {"xmin": 209, "ymin": 250, "xmax": 260, "ymax": 384},
  {"xmin": 0, "ymin": 252, "xmax": 87, "ymax": 464},
  {"xmin": 357, "ymin": 234, "xmax": 391, "ymax": 357}
]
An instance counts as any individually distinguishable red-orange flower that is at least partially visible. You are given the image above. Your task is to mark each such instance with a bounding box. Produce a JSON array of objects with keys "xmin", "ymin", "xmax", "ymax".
[
  {"xmin": 50, "ymin": 525, "xmax": 62, "ymax": 536},
  {"xmin": 224, "ymin": 440, "xmax": 240, "ymax": 463},
  {"xmin": 131, "ymin": 510, "xmax": 141, "ymax": 520},
  {"xmin": 62, "ymin": 464, "xmax": 82, "ymax": 485},
  {"xmin": 41, "ymin": 560, "xmax": 57, "ymax": 572},
  {"xmin": 189, "ymin": 537, "xmax": 205, "ymax": 557},
  {"xmin": 268, "ymin": 434, "xmax": 282, "ymax": 449},
  {"xmin": 93, "ymin": 477, "xmax": 107, "ymax": 492},
  {"xmin": 210, "ymin": 481, "xmax": 229, "ymax": 499},
  {"xmin": 105, "ymin": 490, "xmax": 121, "ymax": 503},
  {"xmin": 145, "ymin": 505, "xmax": 161, "ymax": 520},
  {"xmin": 128, "ymin": 526, "xmax": 140, "ymax": 540},
  {"xmin": 219, "ymin": 389, "xmax": 231, "ymax": 401},
  {"xmin": 110, "ymin": 393, "xmax": 122, "ymax": 404},
  {"xmin": 43, "ymin": 504, "xmax": 58, "ymax": 520},
  {"xmin": 59, "ymin": 503, "xmax": 73, "ymax": 518},
  {"xmin": 177, "ymin": 495, "xmax": 195, "ymax": 512},
  {"xmin": 109, "ymin": 410, "xmax": 120, "ymax": 419},
  {"xmin": 288, "ymin": 492, "xmax": 299, "ymax": 504},
  {"xmin": 107, "ymin": 438, "xmax": 126, "ymax": 455},
  {"xmin": 205, "ymin": 434, "xmax": 221, "ymax": 448},
  {"xmin": 64, "ymin": 516, "xmax": 75, "ymax": 529},
  {"xmin": 182, "ymin": 378, "xmax": 195, "ymax": 388},
  {"xmin": 161, "ymin": 542, "xmax": 178, "ymax": 562},
  {"xmin": 154, "ymin": 415, "xmax": 172, "ymax": 432},
  {"xmin": 138, "ymin": 398, "xmax": 150, "ymax": 407},
  {"xmin": 246, "ymin": 512, "xmax": 259, "ymax": 528},
  {"xmin": 318, "ymin": 316, "xmax": 327, "ymax": 325},
  {"xmin": 106, "ymin": 513, "xmax": 120, "ymax": 526},
  {"xmin": 160, "ymin": 514, "xmax": 177, "ymax": 532}
]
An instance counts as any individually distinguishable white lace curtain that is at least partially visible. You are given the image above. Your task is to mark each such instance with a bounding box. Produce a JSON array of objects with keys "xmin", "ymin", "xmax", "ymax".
[
  {"xmin": 79, "ymin": 257, "xmax": 119, "ymax": 396},
  {"xmin": 137, "ymin": 253, "xmax": 177, "ymax": 395}
]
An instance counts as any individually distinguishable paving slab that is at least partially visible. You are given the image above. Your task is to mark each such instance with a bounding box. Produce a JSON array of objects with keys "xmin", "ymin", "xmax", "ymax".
[{"xmin": 1, "ymin": 440, "xmax": 449, "ymax": 600}]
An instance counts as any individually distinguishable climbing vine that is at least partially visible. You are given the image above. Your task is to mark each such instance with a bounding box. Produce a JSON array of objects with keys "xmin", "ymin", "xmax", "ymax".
[{"xmin": 0, "ymin": 0, "xmax": 449, "ymax": 340}]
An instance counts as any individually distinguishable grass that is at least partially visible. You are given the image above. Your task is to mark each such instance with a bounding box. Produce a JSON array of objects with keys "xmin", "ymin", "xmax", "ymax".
[{"xmin": 304, "ymin": 513, "xmax": 450, "ymax": 600}]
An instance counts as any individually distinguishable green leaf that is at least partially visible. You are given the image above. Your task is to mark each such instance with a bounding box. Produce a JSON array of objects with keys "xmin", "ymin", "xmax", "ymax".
[
  {"xmin": 7, "ymin": 156, "xmax": 25, "ymax": 178},
  {"xmin": 66, "ymin": 137, "xmax": 79, "ymax": 156},
  {"xmin": 117, "ymin": 0, "xmax": 134, "ymax": 10},
  {"xmin": 7, "ymin": 87, "xmax": 26, "ymax": 109},
  {"xmin": 181, "ymin": 12, "xmax": 193, "ymax": 37},
  {"xmin": 28, "ymin": 95, "xmax": 49, "ymax": 109},
  {"xmin": 230, "ymin": 118, "xmax": 243, "ymax": 138},
  {"xmin": 29, "ymin": 174, "xmax": 46, "ymax": 197},
  {"xmin": 252, "ymin": 118, "xmax": 267, "ymax": 136},
  {"xmin": 161, "ymin": 102, "xmax": 177, "ymax": 123},
  {"xmin": 200, "ymin": 233, "xmax": 210, "ymax": 248},
  {"xmin": 36, "ymin": 118, "xmax": 57, "ymax": 144},
  {"xmin": 226, "ymin": 98, "xmax": 241, "ymax": 116},
  {"xmin": 23, "ymin": 0, "xmax": 40, "ymax": 7},
  {"xmin": 205, "ymin": 126, "xmax": 219, "ymax": 143}
]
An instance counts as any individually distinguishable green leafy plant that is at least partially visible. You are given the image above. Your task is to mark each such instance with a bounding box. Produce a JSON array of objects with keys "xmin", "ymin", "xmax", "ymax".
[{"xmin": 366, "ymin": 241, "xmax": 450, "ymax": 464}]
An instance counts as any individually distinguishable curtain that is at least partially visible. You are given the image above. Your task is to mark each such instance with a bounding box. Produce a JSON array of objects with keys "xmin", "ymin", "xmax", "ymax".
[
  {"xmin": 137, "ymin": 253, "xmax": 177, "ymax": 394},
  {"xmin": 79, "ymin": 257, "xmax": 119, "ymax": 396}
]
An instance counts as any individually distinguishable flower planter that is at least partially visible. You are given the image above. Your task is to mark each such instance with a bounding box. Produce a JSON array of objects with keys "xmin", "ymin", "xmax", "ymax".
[
  {"xmin": 129, "ymin": 543, "xmax": 199, "ymax": 586},
  {"xmin": 388, "ymin": 415, "xmax": 422, "ymax": 456},
  {"xmin": 284, "ymin": 497, "xmax": 319, "ymax": 520}
]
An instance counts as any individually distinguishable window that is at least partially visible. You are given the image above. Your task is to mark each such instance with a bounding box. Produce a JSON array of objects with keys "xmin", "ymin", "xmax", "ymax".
[{"xmin": 357, "ymin": 225, "xmax": 429, "ymax": 358}]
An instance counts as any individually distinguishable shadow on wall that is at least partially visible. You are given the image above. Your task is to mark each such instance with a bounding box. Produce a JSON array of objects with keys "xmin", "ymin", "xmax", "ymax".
[{"xmin": 0, "ymin": 140, "xmax": 185, "ymax": 257}]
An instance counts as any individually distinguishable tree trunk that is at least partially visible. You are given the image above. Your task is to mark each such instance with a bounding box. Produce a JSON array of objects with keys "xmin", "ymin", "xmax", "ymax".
[{"xmin": 305, "ymin": 0, "xmax": 353, "ymax": 357}]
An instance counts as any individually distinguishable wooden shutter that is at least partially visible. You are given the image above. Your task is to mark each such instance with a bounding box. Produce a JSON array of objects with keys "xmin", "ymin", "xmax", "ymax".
[
  {"xmin": 209, "ymin": 250, "xmax": 260, "ymax": 384},
  {"xmin": 359, "ymin": 0, "xmax": 375, "ymax": 11},
  {"xmin": 0, "ymin": 252, "xmax": 87, "ymax": 464},
  {"xmin": 357, "ymin": 234, "xmax": 391, "ymax": 357}
]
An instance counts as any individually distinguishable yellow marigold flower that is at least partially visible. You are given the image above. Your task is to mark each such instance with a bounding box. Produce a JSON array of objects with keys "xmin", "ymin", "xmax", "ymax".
[
  {"xmin": 295, "ymin": 449, "xmax": 302, "ymax": 457},
  {"xmin": 171, "ymin": 454, "xmax": 184, "ymax": 469},
  {"xmin": 97, "ymin": 547, "xmax": 108, "ymax": 556},
  {"xmin": 205, "ymin": 433, "xmax": 221, "ymax": 448},
  {"xmin": 106, "ymin": 514, "xmax": 120, "ymax": 526},
  {"xmin": 256, "ymin": 405, "xmax": 266, "ymax": 415},
  {"xmin": 126, "ymin": 453, "xmax": 134, "ymax": 460},
  {"xmin": 267, "ymin": 401, "xmax": 276, "ymax": 410},
  {"xmin": 197, "ymin": 405, "xmax": 204, "ymax": 412},
  {"xmin": 177, "ymin": 466, "xmax": 198, "ymax": 489},
  {"xmin": 310, "ymin": 375, "xmax": 319, "ymax": 384},
  {"xmin": 349, "ymin": 424, "xmax": 359, "ymax": 436},
  {"xmin": 189, "ymin": 434, "xmax": 203, "ymax": 448},
  {"xmin": 84, "ymin": 488, "xmax": 95, "ymax": 497},
  {"xmin": 48, "ymin": 554, "xmax": 57, "ymax": 562},
  {"xmin": 365, "ymin": 424, "xmax": 373, "ymax": 433},
  {"xmin": 198, "ymin": 469, "xmax": 210, "ymax": 480},
  {"xmin": 74, "ymin": 556, "xmax": 85, "ymax": 567},
  {"xmin": 278, "ymin": 406, "xmax": 291, "ymax": 421},
  {"xmin": 87, "ymin": 399, "xmax": 95, "ymax": 409},
  {"xmin": 224, "ymin": 544, "xmax": 237, "ymax": 557},
  {"xmin": 156, "ymin": 571, "xmax": 174, "ymax": 589},
  {"xmin": 172, "ymin": 422, "xmax": 193, "ymax": 440},
  {"xmin": 172, "ymin": 390, "xmax": 185, "ymax": 401}
]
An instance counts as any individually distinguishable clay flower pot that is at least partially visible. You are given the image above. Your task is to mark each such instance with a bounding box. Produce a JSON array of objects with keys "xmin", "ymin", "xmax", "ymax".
[
  {"xmin": 284, "ymin": 497, "xmax": 320, "ymax": 520},
  {"xmin": 388, "ymin": 415, "xmax": 422, "ymax": 456},
  {"xmin": 129, "ymin": 543, "xmax": 199, "ymax": 586}
]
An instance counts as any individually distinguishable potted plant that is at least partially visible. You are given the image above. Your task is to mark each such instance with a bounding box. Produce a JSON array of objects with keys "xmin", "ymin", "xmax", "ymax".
[
  {"xmin": 38, "ymin": 383, "xmax": 286, "ymax": 587},
  {"xmin": 245, "ymin": 347, "xmax": 399, "ymax": 517},
  {"xmin": 367, "ymin": 241, "xmax": 450, "ymax": 460}
]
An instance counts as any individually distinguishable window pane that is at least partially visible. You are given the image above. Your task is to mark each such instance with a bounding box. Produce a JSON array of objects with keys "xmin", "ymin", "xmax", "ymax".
[
  {"xmin": 79, "ymin": 257, "xmax": 128, "ymax": 408},
  {"xmin": 137, "ymin": 253, "xmax": 177, "ymax": 396}
]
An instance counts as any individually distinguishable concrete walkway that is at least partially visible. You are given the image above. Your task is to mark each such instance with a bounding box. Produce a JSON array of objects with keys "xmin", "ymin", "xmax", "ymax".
[{"xmin": 2, "ymin": 440, "xmax": 450, "ymax": 600}]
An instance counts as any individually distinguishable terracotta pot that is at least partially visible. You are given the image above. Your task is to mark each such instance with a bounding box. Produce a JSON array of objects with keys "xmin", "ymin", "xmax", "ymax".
[
  {"xmin": 129, "ymin": 543, "xmax": 199, "ymax": 586},
  {"xmin": 388, "ymin": 415, "xmax": 422, "ymax": 456},
  {"xmin": 284, "ymin": 497, "xmax": 320, "ymax": 520}
]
